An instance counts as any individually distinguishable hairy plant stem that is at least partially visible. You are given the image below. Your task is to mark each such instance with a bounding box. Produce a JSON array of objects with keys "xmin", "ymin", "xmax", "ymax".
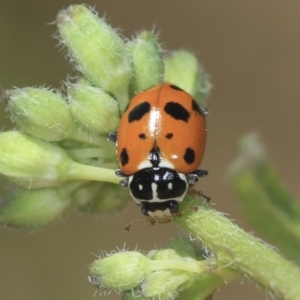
[{"xmin": 174, "ymin": 198, "xmax": 300, "ymax": 300}]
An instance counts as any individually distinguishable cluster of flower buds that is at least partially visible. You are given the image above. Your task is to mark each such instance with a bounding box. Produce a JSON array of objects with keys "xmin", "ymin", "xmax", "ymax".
[
  {"xmin": 89, "ymin": 237, "xmax": 219, "ymax": 299},
  {"xmin": 0, "ymin": 5, "xmax": 210, "ymax": 229}
]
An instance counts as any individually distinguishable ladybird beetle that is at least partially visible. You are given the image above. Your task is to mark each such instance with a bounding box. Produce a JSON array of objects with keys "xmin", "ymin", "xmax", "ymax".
[{"xmin": 108, "ymin": 83, "xmax": 208, "ymax": 226}]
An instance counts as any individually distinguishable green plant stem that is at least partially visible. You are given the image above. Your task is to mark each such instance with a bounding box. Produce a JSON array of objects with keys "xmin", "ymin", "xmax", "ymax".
[
  {"xmin": 178, "ymin": 266, "xmax": 235, "ymax": 300},
  {"xmin": 100, "ymin": 162, "xmax": 118, "ymax": 169},
  {"xmin": 65, "ymin": 147, "xmax": 114, "ymax": 160},
  {"xmin": 71, "ymin": 129, "xmax": 113, "ymax": 148},
  {"xmin": 148, "ymin": 259, "xmax": 206, "ymax": 273},
  {"xmin": 232, "ymin": 170, "xmax": 300, "ymax": 264},
  {"xmin": 65, "ymin": 161, "xmax": 120, "ymax": 184},
  {"xmin": 174, "ymin": 198, "xmax": 300, "ymax": 300},
  {"xmin": 229, "ymin": 133, "xmax": 300, "ymax": 263}
]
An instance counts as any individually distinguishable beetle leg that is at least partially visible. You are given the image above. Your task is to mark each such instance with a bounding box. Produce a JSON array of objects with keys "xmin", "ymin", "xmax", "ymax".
[
  {"xmin": 115, "ymin": 169, "xmax": 127, "ymax": 177},
  {"xmin": 186, "ymin": 169, "xmax": 208, "ymax": 185},
  {"xmin": 119, "ymin": 178, "xmax": 129, "ymax": 188},
  {"xmin": 188, "ymin": 186, "xmax": 210, "ymax": 202},
  {"xmin": 107, "ymin": 132, "xmax": 117, "ymax": 143}
]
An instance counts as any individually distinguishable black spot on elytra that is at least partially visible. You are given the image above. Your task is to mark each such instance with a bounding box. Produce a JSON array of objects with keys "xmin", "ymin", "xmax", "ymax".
[
  {"xmin": 149, "ymin": 148, "xmax": 161, "ymax": 167},
  {"xmin": 165, "ymin": 133, "xmax": 173, "ymax": 139},
  {"xmin": 139, "ymin": 133, "xmax": 146, "ymax": 140},
  {"xmin": 164, "ymin": 102, "xmax": 190, "ymax": 122},
  {"xmin": 184, "ymin": 147, "xmax": 195, "ymax": 164},
  {"xmin": 170, "ymin": 84, "xmax": 184, "ymax": 91},
  {"xmin": 120, "ymin": 148, "xmax": 129, "ymax": 166},
  {"xmin": 192, "ymin": 99, "xmax": 202, "ymax": 114},
  {"xmin": 128, "ymin": 102, "xmax": 151, "ymax": 123}
]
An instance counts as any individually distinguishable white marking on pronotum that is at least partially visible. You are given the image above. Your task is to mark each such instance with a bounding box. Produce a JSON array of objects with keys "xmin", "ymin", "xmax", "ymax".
[{"xmin": 151, "ymin": 182, "xmax": 158, "ymax": 199}]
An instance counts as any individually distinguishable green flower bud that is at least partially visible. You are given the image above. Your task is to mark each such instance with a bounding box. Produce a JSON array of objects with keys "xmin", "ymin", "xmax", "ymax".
[
  {"xmin": 89, "ymin": 250, "xmax": 207, "ymax": 293},
  {"xmin": 127, "ymin": 31, "xmax": 164, "ymax": 95},
  {"xmin": 79, "ymin": 182, "xmax": 131, "ymax": 213},
  {"xmin": 0, "ymin": 131, "xmax": 71, "ymax": 187},
  {"xmin": 148, "ymin": 249, "xmax": 186, "ymax": 261},
  {"xmin": 4, "ymin": 88, "xmax": 108, "ymax": 147},
  {"xmin": 142, "ymin": 270, "xmax": 189, "ymax": 300},
  {"xmin": 71, "ymin": 181, "xmax": 102, "ymax": 207},
  {"xmin": 5, "ymin": 88, "xmax": 76, "ymax": 141},
  {"xmin": 60, "ymin": 139, "xmax": 117, "ymax": 171},
  {"xmin": 57, "ymin": 5, "xmax": 131, "ymax": 111},
  {"xmin": 164, "ymin": 50, "xmax": 211, "ymax": 106},
  {"xmin": 58, "ymin": 137, "xmax": 115, "ymax": 160},
  {"xmin": 76, "ymin": 76, "xmax": 93, "ymax": 86},
  {"xmin": 68, "ymin": 84, "xmax": 119, "ymax": 134},
  {"xmin": 121, "ymin": 291, "xmax": 142, "ymax": 300},
  {"xmin": 65, "ymin": 147, "xmax": 115, "ymax": 164},
  {"xmin": 0, "ymin": 181, "xmax": 82, "ymax": 229},
  {"xmin": 89, "ymin": 251, "xmax": 150, "ymax": 291},
  {"xmin": 144, "ymin": 248, "xmax": 201, "ymax": 299},
  {"xmin": 0, "ymin": 131, "xmax": 120, "ymax": 188}
]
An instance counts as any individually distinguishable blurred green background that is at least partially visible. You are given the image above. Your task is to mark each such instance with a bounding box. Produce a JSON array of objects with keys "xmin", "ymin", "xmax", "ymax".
[{"xmin": 1, "ymin": 1, "xmax": 300, "ymax": 299}]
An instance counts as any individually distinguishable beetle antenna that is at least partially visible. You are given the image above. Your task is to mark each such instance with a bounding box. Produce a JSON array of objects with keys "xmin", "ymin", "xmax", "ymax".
[{"xmin": 124, "ymin": 217, "xmax": 156, "ymax": 231}]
